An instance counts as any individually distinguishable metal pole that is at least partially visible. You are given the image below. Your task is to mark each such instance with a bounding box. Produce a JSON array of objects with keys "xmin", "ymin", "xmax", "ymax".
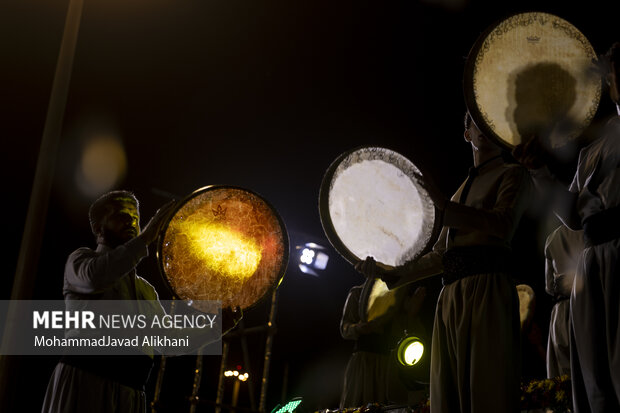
[
  {"xmin": 0, "ymin": 0, "xmax": 84, "ymax": 409},
  {"xmin": 12, "ymin": 0, "xmax": 84, "ymax": 301},
  {"xmin": 215, "ymin": 340, "xmax": 230, "ymax": 413},
  {"xmin": 258, "ymin": 288, "xmax": 279, "ymax": 412},
  {"xmin": 238, "ymin": 317, "xmax": 257, "ymax": 412},
  {"xmin": 151, "ymin": 300, "xmax": 177, "ymax": 412},
  {"xmin": 231, "ymin": 380, "xmax": 240, "ymax": 413},
  {"xmin": 151, "ymin": 355, "xmax": 167, "ymax": 413},
  {"xmin": 189, "ymin": 349, "xmax": 204, "ymax": 413}
]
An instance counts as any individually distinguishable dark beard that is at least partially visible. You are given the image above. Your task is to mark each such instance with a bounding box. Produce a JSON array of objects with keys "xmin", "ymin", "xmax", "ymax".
[{"xmin": 101, "ymin": 227, "xmax": 134, "ymax": 248}]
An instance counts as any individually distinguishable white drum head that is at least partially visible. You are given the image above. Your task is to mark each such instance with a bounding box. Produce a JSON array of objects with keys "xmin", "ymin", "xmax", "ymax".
[{"xmin": 319, "ymin": 147, "xmax": 437, "ymax": 270}]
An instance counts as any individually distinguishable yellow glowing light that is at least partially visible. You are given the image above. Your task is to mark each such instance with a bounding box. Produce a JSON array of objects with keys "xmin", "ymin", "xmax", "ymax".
[
  {"xmin": 161, "ymin": 188, "xmax": 287, "ymax": 311},
  {"xmin": 397, "ymin": 336, "xmax": 425, "ymax": 367},
  {"xmin": 404, "ymin": 341, "xmax": 424, "ymax": 366},
  {"xmin": 181, "ymin": 221, "xmax": 261, "ymax": 280},
  {"xmin": 77, "ymin": 134, "xmax": 127, "ymax": 196}
]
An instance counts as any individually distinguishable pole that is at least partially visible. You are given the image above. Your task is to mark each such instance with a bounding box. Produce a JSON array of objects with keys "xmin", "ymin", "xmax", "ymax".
[
  {"xmin": 189, "ymin": 349, "xmax": 204, "ymax": 413},
  {"xmin": 258, "ymin": 288, "xmax": 279, "ymax": 412},
  {"xmin": 215, "ymin": 340, "xmax": 230, "ymax": 413},
  {"xmin": 0, "ymin": 0, "xmax": 84, "ymax": 409},
  {"xmin": 231, "ymin": 379, "xmax": 240, "ymax": 413},
  {"xmin": 238, "ymin": 317, "xmax": 257, "ymax": 411}
]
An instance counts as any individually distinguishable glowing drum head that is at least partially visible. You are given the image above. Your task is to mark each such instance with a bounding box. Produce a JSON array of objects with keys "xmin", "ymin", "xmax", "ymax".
[
  {"xmin": 319, "ymin": 147, "xmax": 437, "ymax": 270},
  {"xmin": 464, "ymin": 12, "xmax": 601, "ymax": 149},
  {"xmin": 158, "ymin": 186, "xmax": 288, "ymax": 311}
]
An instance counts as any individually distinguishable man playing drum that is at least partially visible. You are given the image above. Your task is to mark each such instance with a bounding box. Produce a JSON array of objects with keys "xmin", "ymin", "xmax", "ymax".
[
  {"xmin": 514, "ymin": 42, "xmax": 620, "ymax": 413},
  {"xmin": 41, "ymin": 191, "xmax": 175, "ymax": 413},
  {"xmin": 359, "ymin": 112, "xmax": 532, "ymax": 413}
]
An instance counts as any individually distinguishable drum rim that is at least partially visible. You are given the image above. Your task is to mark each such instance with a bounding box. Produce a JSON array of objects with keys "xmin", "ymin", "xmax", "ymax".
[
  {"xmin": 318, "ymin": 145, "xmax": 440, "ymax": 272},
  {"xmin": 156, "ymin": 184, "xmax": 290, "ymax": 312},
  {"xmin": 463, "ymin": 11, "xmax": 601, "ymax": 150}
]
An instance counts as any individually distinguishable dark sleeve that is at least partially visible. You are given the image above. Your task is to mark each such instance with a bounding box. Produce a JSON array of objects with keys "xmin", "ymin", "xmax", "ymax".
[{"xmin": 340, "ymin": 287, "xmax": 362, "ymax": 340}]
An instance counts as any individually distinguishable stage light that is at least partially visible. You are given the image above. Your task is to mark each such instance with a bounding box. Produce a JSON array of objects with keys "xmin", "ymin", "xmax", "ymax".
[
  {"xmin": 392, "ymin": 332, "xmax": 430, "ymax": 387},
  {"xmin": 271, "ymin": 397, "xmax": 303, "ymax": 413},
  {"xmin": 300, "ymin": 248, "xmax": 315, "ymax": 265},
  {"xmin": 296, "ymin": 243, "xmax": 329, "ymax": 276},
  {"xmin": 397, "ymin": 337, "xmax": 425, "ymax": 366}
]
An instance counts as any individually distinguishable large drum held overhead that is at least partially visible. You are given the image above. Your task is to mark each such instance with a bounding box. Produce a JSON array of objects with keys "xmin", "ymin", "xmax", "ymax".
[
  {"xmin": 157, "ymin": 186, "xmax": 288, "ymax": 312},
  {"xmin": 319, "ymin": 147, "xmax": 438, "ymax": 271},
  {"xmin": 464, "ymin": 12, "xmax": 601, "ymax": 150}
]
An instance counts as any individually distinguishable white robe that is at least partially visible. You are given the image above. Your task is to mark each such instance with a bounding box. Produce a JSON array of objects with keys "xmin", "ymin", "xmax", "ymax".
[
  {"xmin": 404, "ymin": 157, "xmax": 532, "ymax": 413},
  {"xmin": 544, "ymin": 225, "xmax": 583, "ymax": 378},
  {"xmin": 41, "ymin": 238, "xmax": 158, "ymax": 413},
  {"xmin": 569, "ymin": 116, "xmax": 620, "ymax": 413}
]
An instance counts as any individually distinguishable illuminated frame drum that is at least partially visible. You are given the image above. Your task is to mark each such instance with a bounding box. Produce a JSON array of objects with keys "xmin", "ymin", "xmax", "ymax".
[
  {"xmin": 319, "ymin": 147, "xmax": 438, "ymax": 271},
  {"xmin": 319, "ymin": 147, "xmax": 439, "ymax": 321},
  {"xmin": 464, "ymin": 12, "xmax": 601, "ymax": 150},
  {"xmin": 157, "ymin": 186, "xmax": 289, "ymax": 313}
]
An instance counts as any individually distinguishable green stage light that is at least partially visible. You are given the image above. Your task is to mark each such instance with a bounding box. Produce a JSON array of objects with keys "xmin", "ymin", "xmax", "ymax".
[
  {"xmin": 397, "ymin": 336, "xmax": 425, "ymax": 367},
  {"xmin": 271, "ymin": 397, "xmax": 302, "ymax": 413}
]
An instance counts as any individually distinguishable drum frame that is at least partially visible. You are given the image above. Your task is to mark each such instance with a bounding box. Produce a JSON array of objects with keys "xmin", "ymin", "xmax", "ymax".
[
  {"xmin": 156, "ymin": 185, "xmax": 289, "ymax": 313},
  {"xmin": 463, "ymin": 11, "xmax": 600, "ymax": 151},
  {"xmin": 318, "ymin": 146, "xmax": 441, "ymax": 272}
]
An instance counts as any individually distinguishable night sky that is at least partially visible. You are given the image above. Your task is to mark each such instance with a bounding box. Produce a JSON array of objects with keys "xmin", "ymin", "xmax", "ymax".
[{"xmin": 2, "ymin": 0, "xmax": 618, "ymax": 411}]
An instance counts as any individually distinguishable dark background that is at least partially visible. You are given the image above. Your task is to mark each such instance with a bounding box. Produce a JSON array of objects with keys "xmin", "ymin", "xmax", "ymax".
[{"xmin": 1, "ymin": 0, "xmax": 617, "ymax": 411}]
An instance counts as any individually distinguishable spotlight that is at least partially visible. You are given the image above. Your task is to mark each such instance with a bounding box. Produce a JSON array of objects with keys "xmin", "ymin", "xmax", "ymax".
[
  {"xmin": 392, "ymin": 331, "xmax": 430, "ymax": 387},
  {"xmin": 271, "ymin": 397, "xmax": 303, "ymax": 413},
  {"xmin": 296, "ymin": 243, "xmax": 329, "ymax": 276},
  {"xmin": 300, "ymin": 248, "xmax": 315, "ymax": 265},
  {"xmin": 397, "ymin": 336, "xmax": 425, "ymax": 367}
]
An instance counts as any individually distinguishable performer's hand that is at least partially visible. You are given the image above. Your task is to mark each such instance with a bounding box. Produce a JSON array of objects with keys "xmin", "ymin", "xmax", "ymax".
[
  {"xmin": 140, "ymin": 200, "xmax": 177, "ymax": 245},
  {"xmin": 355, "ymin": 256, "xmax": 380, "ymax": 278}
]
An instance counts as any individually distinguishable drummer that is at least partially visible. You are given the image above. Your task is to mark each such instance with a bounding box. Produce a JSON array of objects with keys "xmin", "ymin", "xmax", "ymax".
[
  {"xmin": 513, "ymin": 42, "xmax": 620, "ymax": 413},
  {"xmin": 41, "ymin": 190, "xmax": 176, "ymax": 413},
  {"xmin": 358, "ymin": 112, "xmax": 532, "ymax": 413},
  {"xmin": 339, "ymin": 280, "xmax": 427, "ymax": 408}
]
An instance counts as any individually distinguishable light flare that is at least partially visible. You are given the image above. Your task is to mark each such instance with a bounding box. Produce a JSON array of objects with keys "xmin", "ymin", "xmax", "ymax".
[{"xmin": 181, "ymin": 221, "xmax": 262, "ymax": 280}]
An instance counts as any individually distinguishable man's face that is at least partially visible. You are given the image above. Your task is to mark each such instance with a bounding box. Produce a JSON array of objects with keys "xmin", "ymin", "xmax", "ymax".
[{"xmin": 99, "ymin": 200, "xmax": 140, "ymax": 247}]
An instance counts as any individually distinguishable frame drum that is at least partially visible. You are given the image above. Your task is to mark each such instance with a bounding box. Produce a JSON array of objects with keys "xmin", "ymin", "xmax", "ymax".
[
  {"xmin": 464, "ymin": 12, "xmax": 601, "ymax": 149},
  {"xmin": 319, "ymin": 147, "xmax": 438, "ymax": 270},
  {"xmin": 157, "ymin": 186, "xmax": 288, "ymax": 313}
]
